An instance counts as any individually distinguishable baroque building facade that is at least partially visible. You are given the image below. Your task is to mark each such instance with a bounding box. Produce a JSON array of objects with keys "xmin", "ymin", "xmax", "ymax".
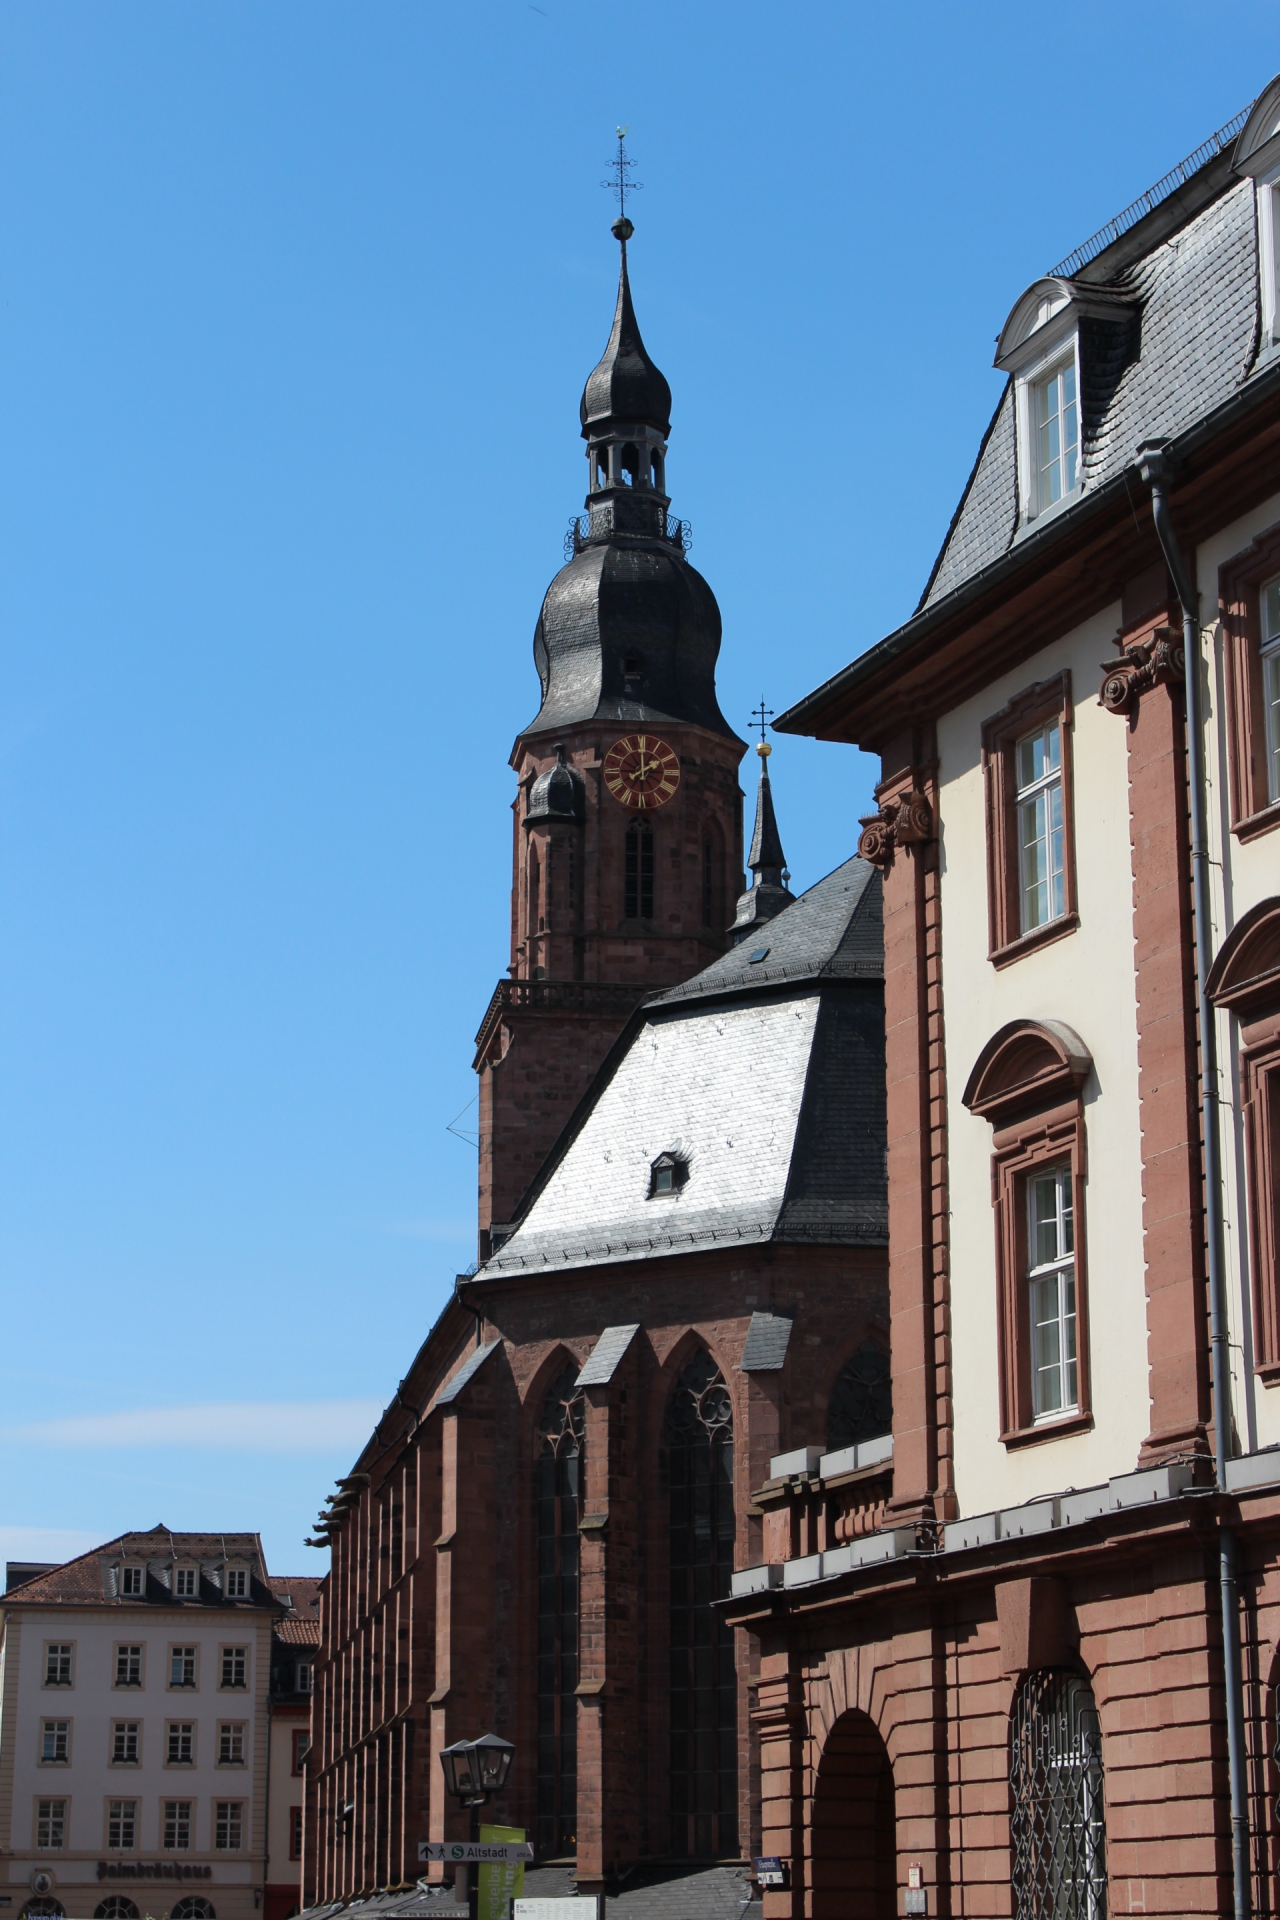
[
  {"xmin": 726, "ymin": 74, "xmax": 1280, "ymax": 1920},
  {"xmin": 302, "ymin": 231, "xmax": 891, "ymax": 1906},
  {"xmin": 0, "ymin": 1532, "xmax": 316, "ymax": 1920}
]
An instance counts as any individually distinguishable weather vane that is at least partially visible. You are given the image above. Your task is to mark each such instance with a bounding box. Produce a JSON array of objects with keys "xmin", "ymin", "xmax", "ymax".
[
  {"xmin": 750, "ymin": 698, "xmax": 775, "ymax": 753},
  {"xmin": 602, "ymin": 126, "xmax": 643, "ymax": 231}
]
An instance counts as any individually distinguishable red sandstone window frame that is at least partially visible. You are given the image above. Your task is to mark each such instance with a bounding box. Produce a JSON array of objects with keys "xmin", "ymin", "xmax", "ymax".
[
  {"xmin": 962, "ymin": 1020, "xmax": 1094, "ymax": 1447},
  {"xmin": 1219, "ymin": 527, "xmax": 1280, "ymax": 842},
  {"xmin": 1207, "ymin": 897, "xmax": 1280, "ymax": 1378},
  {"xmin": 980, "ymin": 673, "xmax": 1079, "ymax": 968}
]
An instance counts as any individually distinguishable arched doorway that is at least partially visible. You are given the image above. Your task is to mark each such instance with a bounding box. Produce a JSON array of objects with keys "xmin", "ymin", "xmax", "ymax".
[{"xmin": 811, "ymin": 1710, "xmax": 897, "ymax": 1920}]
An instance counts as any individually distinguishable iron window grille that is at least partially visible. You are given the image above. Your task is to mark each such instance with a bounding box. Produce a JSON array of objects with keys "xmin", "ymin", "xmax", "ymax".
[
  {"xmin": 170, "ymin": 1899, "xmax": 215, "ymax": 1920},
  {"xmin": 95, "ymin": 1898, "xmax": 141, "ymax": 1918},
  {"xmin": 665, "ymin": 1350, "xmax": 738, "ymax": 1861},
  {"xmin": 1010, "ymin": 1669, "xmax": 1107, "ymax": 1920},
  {"xmin": 535, "ymin": 1367, "xmax": 584, "ymax": 1859}
]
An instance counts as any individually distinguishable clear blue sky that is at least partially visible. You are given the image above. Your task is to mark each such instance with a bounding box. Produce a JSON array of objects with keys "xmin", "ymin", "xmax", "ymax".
[{"xmin": 2, "ymin": 2, "xmax": 1274, "ymax": 1574}]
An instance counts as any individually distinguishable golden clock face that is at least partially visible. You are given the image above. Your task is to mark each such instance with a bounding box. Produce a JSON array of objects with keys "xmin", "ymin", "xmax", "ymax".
[{"xmin": 603, "ymin": 733, "xmax": 681, "ymax": 811}]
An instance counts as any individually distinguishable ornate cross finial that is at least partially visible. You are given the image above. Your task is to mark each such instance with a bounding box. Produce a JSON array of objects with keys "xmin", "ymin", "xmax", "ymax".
[
  {"xmin": 750, "ymin": 698, "xmax": 775, "ymax": 745},
  {"xmin": 602, "ymin": 126, "xmax": 643, "ymax": 230}
]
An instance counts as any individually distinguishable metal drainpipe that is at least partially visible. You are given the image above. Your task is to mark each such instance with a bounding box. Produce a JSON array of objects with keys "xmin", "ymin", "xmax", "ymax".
[
  {"xmin": 455, "ymin": 1273, "xmax": 485, "ymax": 1349},
  {"xmin": 1138, "ymin": 440, "xmax": 1250, "ymax": 1920}
]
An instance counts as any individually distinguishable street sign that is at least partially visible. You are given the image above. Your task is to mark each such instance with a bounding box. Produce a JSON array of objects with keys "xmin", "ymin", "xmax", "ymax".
[
  {"xmin": 418, "ymin": 1843, "xmax": 534, "ymax": 1864},
  {"xmin": 514, "ymin": 1903, "xmax": 597, "ymax": 1920},
  {"xmin": 753, "ymin": 1858, "xmax": 788, "ymax": 1889}
]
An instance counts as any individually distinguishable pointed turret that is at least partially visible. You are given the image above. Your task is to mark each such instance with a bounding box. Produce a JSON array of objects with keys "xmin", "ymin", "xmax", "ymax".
[
  {"xmin": 580, "ymin": 224, "xmax": 672, "ymax": 441},
  {"xmin": 731, "ymin": 743, "xmax": 796, "ymax": 943}
]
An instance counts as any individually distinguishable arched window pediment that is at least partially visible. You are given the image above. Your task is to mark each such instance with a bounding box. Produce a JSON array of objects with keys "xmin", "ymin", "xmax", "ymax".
[
  {"xmin": 1206, "ymin": 896, "xmax": 1280, "ymax": 1020},
  {"xmin": 962, "ymin": 1019, "xmax": 1092, "ymax": 1125},
  {"xmin": 1233, "ymin": 76, "xmax": 1280, "ymax": 178}
]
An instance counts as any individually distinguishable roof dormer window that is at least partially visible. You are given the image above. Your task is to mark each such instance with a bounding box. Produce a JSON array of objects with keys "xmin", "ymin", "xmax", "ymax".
[
  {"xmin": 1233, "ymin": 76, "xmax": 1280, "ymax": 354},
  {"xmin": 120, "ymin": 1565, "xmax": 145, "ymax": 1598},
  {"xmin": 995, "ymin": 276, "xmax": 1133, "ymax": 528},
  {"xmin": 648, "ymin": 1151, "xmax": 688, "ymax": 1198}
]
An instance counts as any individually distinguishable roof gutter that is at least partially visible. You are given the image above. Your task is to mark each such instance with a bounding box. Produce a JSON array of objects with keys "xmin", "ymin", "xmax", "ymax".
[
  {"xmin": 1138, "ymin": 440, "xmax": 1249, "ymax": 1920},
  {"xmin": 777, "ymin": 352, "xmax": 1280, "ymax": 739}
]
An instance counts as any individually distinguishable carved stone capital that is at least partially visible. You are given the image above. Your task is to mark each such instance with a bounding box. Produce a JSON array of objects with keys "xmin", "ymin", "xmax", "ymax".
[
  {"xmin": 1099, "ymin": 625, "xmax": 1185, "ymax": 718},
  {"xmin": 857, "ymin": 787, "xmax": 934, "ymax": 869}
]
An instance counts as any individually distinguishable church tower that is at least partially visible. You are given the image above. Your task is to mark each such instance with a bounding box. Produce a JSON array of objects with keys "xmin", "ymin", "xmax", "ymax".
[{"xmin": 475, "ymin": 216, "xmax": 746, "ymax": 1258}]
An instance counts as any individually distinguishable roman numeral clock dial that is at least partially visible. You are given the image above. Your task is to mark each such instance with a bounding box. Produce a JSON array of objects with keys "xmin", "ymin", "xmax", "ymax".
[{"xmin": 602, "ymin": 734, "xmax": 682, "ymax": 810}]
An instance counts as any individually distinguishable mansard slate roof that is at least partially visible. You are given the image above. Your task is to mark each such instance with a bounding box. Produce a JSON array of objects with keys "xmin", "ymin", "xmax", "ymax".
[
  {"xmin": 778, "ymin": 103, "xmax": 1280, "ymax": 736},
  {"xmin": 921, "ymin": 160, "xmax": 1260, "ymax": 612},
  {"xmin": 480, "ymin": 856, "xmax": 885, "ymax": 1276},
  {"xmin": 3, "ymin": 1527, "xmax": 273, "ymax": 1608}
]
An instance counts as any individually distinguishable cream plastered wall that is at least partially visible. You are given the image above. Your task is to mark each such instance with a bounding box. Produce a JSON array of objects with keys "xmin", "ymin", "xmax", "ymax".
[
  {"xmin": 266, "ymin": 1705, "xmax": 306, "ymax": 1892},
  {"xmin": 938, "ymin": 604, "xmax": 1148, "ymax": 1518},
  {"xmin": 4, "ymin": 1606, "xmax": 262, "ymax": 1897},
  {"xmin": 1197, "ymin": 485, "xmax": 1280, "ymax": 1458}
]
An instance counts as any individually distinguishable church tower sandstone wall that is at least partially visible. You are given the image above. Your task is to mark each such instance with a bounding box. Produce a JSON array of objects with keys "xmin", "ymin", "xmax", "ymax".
[{"xmin": 475, "ymin": 224, "xmax": 745, "ymax": 1258}]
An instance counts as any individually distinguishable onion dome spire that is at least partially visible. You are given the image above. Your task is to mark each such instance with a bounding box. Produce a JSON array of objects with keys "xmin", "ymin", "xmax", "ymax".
[
  {"xmin": 579, "ymin": 237, "xmax": 672, "ymax": 440},
  {"xmin": 731, "ymin": 740, "xmax": 796, "ymax": 943}
]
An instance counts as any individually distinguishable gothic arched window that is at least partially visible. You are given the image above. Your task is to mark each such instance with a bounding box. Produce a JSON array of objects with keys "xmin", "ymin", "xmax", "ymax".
[
  {"xmin": 1010, "ymin": 1669, "xmax": 1107, "ymax": 1920},
  {"xmin": 625, "ymin": 825, "xmax": 654, "ymax": 920},
  {"xmin": 826, "ymin": 1343, "xmax": 892, "ymax": 1452},
  {"xmin": 665, "ymin": 1350, "xmax": 737, "ymax": 1860},
  {"xmin": 535, "ymin": 1367, "xmax": 585, "ymax": 1859}
]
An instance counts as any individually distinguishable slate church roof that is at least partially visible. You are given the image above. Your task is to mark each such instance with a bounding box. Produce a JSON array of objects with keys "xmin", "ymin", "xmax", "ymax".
[{"xmin": 481, "ymin": 856, "xmax": 885, "ymax": 1277}]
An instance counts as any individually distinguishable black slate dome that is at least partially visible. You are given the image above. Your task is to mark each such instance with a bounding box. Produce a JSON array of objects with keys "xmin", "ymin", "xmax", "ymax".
[
  {"xmin": 579, "ymin": 249, "xmax": 672, "ymax": 437},
  {"xmin": 526, "ymin": 540, "xmax": 736, "ymax": 740},
  {"xmin": 526, "ymin": 743, "xmax": 586, "ymax": 823}
]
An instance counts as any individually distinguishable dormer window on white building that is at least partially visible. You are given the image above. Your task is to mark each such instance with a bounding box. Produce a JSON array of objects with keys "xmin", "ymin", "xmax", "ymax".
[
  {"xmin": 174, "ymin": 1566, "xmax": 197, "ymax": 1598},
  {"xmin": 225, "ymin": 1567, "xmax": 248, "ymax": 1598},
  {"xmin": 120, "ymin": 1564, "xmax": 144, "ymax": 1597},
  {"xmin": 1233, "ymin": 75, "xmax": 1280, "ymax": 353},
  {"xmin": 996, "ymin": 276, "xmax": 1133, "ymax": 527}
]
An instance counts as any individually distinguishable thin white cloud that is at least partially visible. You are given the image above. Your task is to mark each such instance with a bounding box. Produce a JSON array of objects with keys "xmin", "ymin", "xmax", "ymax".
[
  {"xmin": 2, "ymin": 1400, "xmax": 386, "ymax": 1454},
  {"xmin": 0, "ymin": 1526, "xmax": 101, "ymax": 1565}
]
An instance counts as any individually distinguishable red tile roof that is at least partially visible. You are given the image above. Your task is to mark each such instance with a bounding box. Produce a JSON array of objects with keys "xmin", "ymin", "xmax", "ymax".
[{"xmin": 1, "ymin": 1525, "xmax": 271, "ymax": 1609}]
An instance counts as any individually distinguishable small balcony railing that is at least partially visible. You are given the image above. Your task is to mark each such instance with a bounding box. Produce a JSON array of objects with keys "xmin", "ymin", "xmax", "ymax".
[{"xmin": 564, "ymin": 511, "xmax": 692, "ymax": 561}]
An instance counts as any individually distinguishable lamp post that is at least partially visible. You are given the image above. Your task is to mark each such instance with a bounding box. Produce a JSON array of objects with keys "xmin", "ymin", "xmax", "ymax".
[{"xmin": 439, "ymin": 1734, "xmax": 515, "ymax": 1920}]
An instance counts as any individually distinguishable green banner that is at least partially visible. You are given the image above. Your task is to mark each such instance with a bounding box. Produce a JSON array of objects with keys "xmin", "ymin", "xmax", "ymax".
[{"xmin": 478, "ymin": 1823, "xmax": 525, "ymax": 1920}]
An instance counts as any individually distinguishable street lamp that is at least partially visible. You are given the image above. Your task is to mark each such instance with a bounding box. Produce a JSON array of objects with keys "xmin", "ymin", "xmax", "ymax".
[{"xmin": 439, "ymin": 1734, "xmax": 516, "ymax": 1920}]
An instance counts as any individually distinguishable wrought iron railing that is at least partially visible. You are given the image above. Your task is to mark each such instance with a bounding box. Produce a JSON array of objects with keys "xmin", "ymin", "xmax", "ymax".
[
  {"xmin": 1048, "ymin": 104, "xmax": 1252, "ymax": 279},
  {"xmin": 564, "ymin": 512, "xmax": 692, "ymax": 561}
]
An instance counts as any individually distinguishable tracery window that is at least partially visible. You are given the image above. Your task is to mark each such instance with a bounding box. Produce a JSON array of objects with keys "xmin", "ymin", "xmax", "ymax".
[
  {"xmin": 625, "ymin": 825, "xmax": 654, "ymax": 920},
  {"xmin": 826, "ymin": 1344, "xmax": 892, "ymax": 1452},
  {"xmin": 665, "ymin": 1351, "xmax": 737, "ymax": 1860},
  {"xmin": 1010, "ymin": 1669, "xmax": 1107, "ymax": 1920},
  {"xmin": 535, "ymin": 1367, "xmax": 584, "ymax": 1859}
]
